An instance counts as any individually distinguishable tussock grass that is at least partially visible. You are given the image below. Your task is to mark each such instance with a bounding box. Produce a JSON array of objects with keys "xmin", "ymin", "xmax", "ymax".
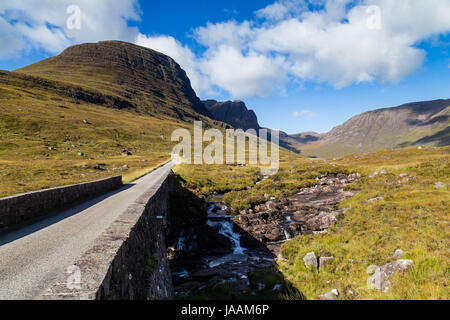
[
  {"xmin": 176, "ymin": 147, "xmax": 449, "ymax": 300},
  {"xmin": 175, "ymin": 151, "xmax": 356, "ymax": 212},
  {"xmin": 279, "ymin": 147, "xmax": 449, "ymax": 300},
  {"xmin": 1, "ymin": 65, "xmax": 448, "ymax": 299},
  {"xmin": 0, "ymin": 71, "xmax": 198, "ymax": 197}
]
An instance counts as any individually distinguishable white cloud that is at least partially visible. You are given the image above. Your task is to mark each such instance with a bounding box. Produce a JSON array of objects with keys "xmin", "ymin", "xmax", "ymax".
[
  {"xmin": 199, "ymin": 45, "xmax": 287, "ymax": 98},
  {"xmin": 0, "ymin": 0, "xmax": 140, "ymax": 58},
  {"xmin": 195, "ymin": 21, "xmax": 252, "ymax": 49},
  {"xmin": 135, "ymin": 22, "xmax": 288, "ymax": 97},
  {"xmin": 191, "ymin": 0, "xmax": 450, "ymax": 95},
  {"xmin": 255, "ymin": 0, "xmax": 311, "ymax": 21},
  {"xmin": 252, "ymin": 0, "xmax": 450, "ymax": 88},
  {"xmin": 256, "ymin": 2, "xmax": 291, "ymax": 21},
  {"xmin": 1, "ymin": 0, "xmax": 450, "ymax": 99},
  {"xmin": 14, "ymin": 23, "xmax": 71, "ymax": 54},
  {"xmin": 251, "ymin": 14, "xmax": 426, "ymax": 87},
  {"xmin": 0, "ymin": 17, "xmax": 26, "ymax": 59},
  {"xmin": 293, "ymin": 110, "xmax": 318, "ymax": 118}
]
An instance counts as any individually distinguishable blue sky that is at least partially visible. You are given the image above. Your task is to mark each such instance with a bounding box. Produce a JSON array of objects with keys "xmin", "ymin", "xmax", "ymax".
[{"xmin": 1, "ymin": 0, "xmax": 449, "ymax": 134}]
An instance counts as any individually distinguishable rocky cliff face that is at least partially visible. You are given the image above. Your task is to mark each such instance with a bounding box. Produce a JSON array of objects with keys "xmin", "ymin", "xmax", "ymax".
[
  {"xmin": 203, "ymin": 100, "xmax": 260, "ymax": 131},
  {"xmin": 18, "ymin": 41, "xmax": 212, "ymax": 119},
  {"xmin": 202, "ymin": 99, "xmax": 318, "ymax": 153}
]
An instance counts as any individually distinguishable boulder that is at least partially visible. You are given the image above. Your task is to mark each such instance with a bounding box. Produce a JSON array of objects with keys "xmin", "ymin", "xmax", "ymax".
[
  {"xmin": 303, "ymin": 252, "xmax": 318, "ymax": 270},
  {"xmin": 434, "ymin": 182, "xmax": 446, "ymax": 189},
  {"xmin": 349, "ymin": 172, "xmax": 361, "ymax": 180},
  {"xmin": 368, "ymin": 260, "xmax": 414, "ymax": 292},
  {"xmin": 319, "ymin": 289, "xmax": 339, "ymax": 300},
  {"xmin": 304, "ymin": 211, "xmax": 338, "ymax": 231},
  {"xmin": 366, "ymin": 196, "xmax": 384, "ymax": 203},
  {"xmin": 366, "ymin": 265, "xmax": 379, "ymax": 275},
  {"xmin": 370, "ymin": 170, "xmax": 387, "ymax": 178},
  {"xmin": 393, "ymin": 249, "xmax": 405, "ymax": 259},
  {"xmin": 266, "ymin": 228, "xmax": 285, "ymax": 242},
  {"xmin": 382, "ymin": 259, "xmax": 414, "ymax": 275},
  {"xmin": 319, "ymin": 256, "xmax": 335, "ymax": 269},
  {"xmin": 265, "ymin": 200, "xmax": 279, "ymax": 210}
]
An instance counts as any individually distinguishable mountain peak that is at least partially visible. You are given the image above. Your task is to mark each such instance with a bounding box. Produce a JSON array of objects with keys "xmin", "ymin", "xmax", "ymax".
[
  {"xmin": 202, "ymin": 100, "xmax": 260, "ymax": 131},
  {"xmin": 17, "ymin": 41, "xmax": 212, "ymax": 118}
]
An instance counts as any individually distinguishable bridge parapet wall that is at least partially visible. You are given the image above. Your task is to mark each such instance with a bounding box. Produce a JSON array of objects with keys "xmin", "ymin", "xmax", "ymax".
[{"xmin": 38, "ymin": 173, "xmax": 174, "ymax": 300}]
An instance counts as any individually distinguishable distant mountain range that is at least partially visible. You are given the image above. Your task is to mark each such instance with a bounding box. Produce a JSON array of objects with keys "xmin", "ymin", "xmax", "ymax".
[
  {"xmin": 297, "ymin": 99, "xmax": 450, "ymax": 157},
  {"xmin": 204, "ymin": 98, "xmax": 449, "ymax": 158},
  {"xmin": 201, "ymin": 100, "xmax": 305, "ymax": 152},
  {"xmin": 1, "ymin": 40, "xmax": 448, "ymax": 160}
]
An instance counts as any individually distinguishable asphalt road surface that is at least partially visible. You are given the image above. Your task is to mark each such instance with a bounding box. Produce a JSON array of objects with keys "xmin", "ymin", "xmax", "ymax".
[{"xmin": 0, "ymin": 161, "xmax": 173, "ymax": 300}]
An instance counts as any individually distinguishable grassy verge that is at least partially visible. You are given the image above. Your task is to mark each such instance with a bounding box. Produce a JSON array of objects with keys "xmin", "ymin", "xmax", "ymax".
[{"xmin": 122, "ymin": 160, "xmax": 170, "ymax": 184}]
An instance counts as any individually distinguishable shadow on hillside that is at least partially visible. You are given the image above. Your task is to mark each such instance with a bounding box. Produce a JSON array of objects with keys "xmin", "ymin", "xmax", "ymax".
[
  {"xmin": 291, "ymin": 134, "xmax": 320, "ymax": 144},
  {"xmin": 398, "ymin": 126, "xmax": 450, "ymax": 148},
  {"xmin": 0, "ymin": 183, "xmax": 135, "ymax": 246},
  {"xmin": 400, "ymin": 99, "xmax": 449, "ymax": 116},
  {"xmin": 405, "ymin": 115, "xmax": 449, "ymax": 127}
]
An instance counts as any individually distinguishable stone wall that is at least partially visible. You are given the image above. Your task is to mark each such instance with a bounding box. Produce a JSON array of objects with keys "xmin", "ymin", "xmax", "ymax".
[
  {"xmin": 38, "ymin": 173, "xmax": 174, "ymax": 300},
  {"xmin": 0, "ymin": 176, "xmax": 123, "ymax": 230}
]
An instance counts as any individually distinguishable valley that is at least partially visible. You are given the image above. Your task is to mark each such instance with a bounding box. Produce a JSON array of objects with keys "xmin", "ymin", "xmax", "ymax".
[
  {"xmin": 174, "ymin": 147, "xmax": 449, "ymax": 300},
  {"xmin": 0, "ymin": 42, "xmax": 223, "ymax": 197},
  {"xmin": 0, "ymin": 40, "xmax": 448, "ymax": 301}
]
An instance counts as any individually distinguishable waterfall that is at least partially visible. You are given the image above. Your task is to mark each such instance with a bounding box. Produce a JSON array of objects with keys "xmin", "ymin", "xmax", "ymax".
[
  {"xmin": 281, "ymin": 226, "xmax": 292, "ymax": 240},
  {"xmin": 218, "ymin": 219, "xmax": 245, "ymax": 255}
]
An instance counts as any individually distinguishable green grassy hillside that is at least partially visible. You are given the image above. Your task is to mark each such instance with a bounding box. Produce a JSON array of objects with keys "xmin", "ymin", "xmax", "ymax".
[
  {"xmin": 280, "ymin": 147, "xmax": 449, "ymax": 300},
  {"xmin": 0, "ymin": 70, "xmax": 178, "ymax": 197},
  {"xmin": 0, "ymin": 41, "xmax": 227, "ymax": 198}
]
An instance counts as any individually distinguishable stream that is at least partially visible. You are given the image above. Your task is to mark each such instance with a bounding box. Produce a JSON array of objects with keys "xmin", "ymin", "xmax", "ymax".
[
  {"xmin": 168, "ymin": 173, "xmax": 359, "ymax": 298},
  {"xmin": 170, "ymin": 194, "xmax": 276, "ymax": 297}
]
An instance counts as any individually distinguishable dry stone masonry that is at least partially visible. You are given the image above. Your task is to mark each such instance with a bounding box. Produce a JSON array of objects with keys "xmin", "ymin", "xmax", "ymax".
[
  {"xmin": 0, "ymin": 176, "xmax": 123, "ymax": 231},
  {"xmin": 38, "ymin": 174, "xmax": 175, "ymax": 300}
]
